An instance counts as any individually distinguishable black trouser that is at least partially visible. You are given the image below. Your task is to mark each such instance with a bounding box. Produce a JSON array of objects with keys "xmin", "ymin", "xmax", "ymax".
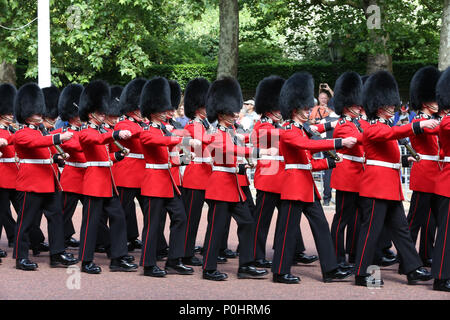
[
  {"xmin": 156, "ymin": 187, "xmax": 184, "ymax": 253},
  {"xmin": 272, "ymin": 199, "xmax": 338, "ymax": 275},
  {"xmin": 345, "ymin": 201, "xmax": 361, "ymax": 261},
  {"xmin": 220, "ymin": 186, "xmax": 255, "ymax": 252},
  {"xmin": 139, "ymin": 193, "xmax": 187, "ymax": 267},
  {"xmin": 253, "ymin": 190, "xmax": 281, "ymax": 261},
  {"xmin": 354, "ymin": 197, "xmax": 422, "ymax": 277},
  {"xmin": 29, "ymin": 212, "xmax": 46, "ymax": 247},
  {"xmin": 182, "ymin": 188, "xmax": 206, "ymax": 258},
  {"xmin": 331, "ymin": 190, "xmax": 359, "ymax": 263},
  {"xmin": 431, "ymin": 195, "xmax": 450, "ymax": 280},
  {"xmin": 61, "ymin": 192, "xmax": 83, "ymax": 240},
  {"xmin": 322, "ymin": 168, "xmax": 333, "ymax": 202},
  {"xmin": 407, "ymin": 191, "xmax": 437, "ymax": 262},
  {"xmin": 203, "ymin": 199, "xmax": 255, "ymax": 271},
  {"xmin": 13, "ymin": 191, "xmax": 65, "ymax": 259},
  {"xmin": 78, "ymin": 195, "xmax": 128, "ymax": 262},
  {"xmin": 117, "ymin": 187, "xmax": 145, "ymax": 241},
  {"xmin": 0, "ymin": 188, "xmax": 19, "ymax": 244}
]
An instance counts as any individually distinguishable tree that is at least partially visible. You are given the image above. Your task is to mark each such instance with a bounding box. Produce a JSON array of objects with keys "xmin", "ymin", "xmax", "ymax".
[
  {"xmin": 217, "ymin": 0, "xmax": 239, "ymax": 78},
  {"xmin": 439, "ymin": 0, "xmax": 450, "ymax": 70}
]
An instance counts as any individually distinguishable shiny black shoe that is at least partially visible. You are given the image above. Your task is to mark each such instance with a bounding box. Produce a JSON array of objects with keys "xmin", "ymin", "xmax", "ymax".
[
  {"xmin": 337, "ymin": 262, "xmax": 355, "ymax": 270},
  {"xmin": 295, "ymin": 252, "xmax": 318, "ymax": 264},
  {"xmin": 376, "ymin": 255, "xmax": 398, "ymax": 267},
  {"xmin": 433, "ymin": 279, "xmax": 450, "ymax": 292},
  {"xmin": 194, "ymin": 246, "xmax": 203, "ymax": 254},
  {"xmin": 323, "ymin": 268, "xmax": 353, "ymax": 283},
  {"xmin": 16, "ymin": 259, "xmax": 38, "ymax": 271},
  {"xmin": 237, "ymin": 266, "xmax": 268, "ymax": 279},
  {"xmin": 382, "ymin": 248, "xmax": 397, "ymax": 260},
  {"xmin": 407, "ymin": 267, "xmax": 432, "ymax": 285},
  {"xmin": 220, "ymin": 248, "xmax": 238, "ymax": 259},
  {"xmin": 182, "ymin": 256, "xmax": 203, "ymax": 266},
  {"xmin": 81, "ymin": 261, "xmax": 102, "ymax": 274},
  {"xmin": 65, "ymin": 237, "xmax": 80, "ymax": 248},
  {"xmin": 273, "ymin": 273, "xmax": 300, "ymax": 284},
  {"xmin": 254, "ymin": 259, "xmax": 272, "ymax": 268},
  {"xmin": 165, "ymin": 258, "xmax": 194, "ymax": 275},
  {"xmin": 122, "ymin": 254, "xmax": 135, "ymax": 263},
  {"xmin": 110, "ymin": 257, "xmax": 138, "ymax": 272},
  {"xmin": 0, "ymin": 248, "xmax": 7, "ymax": 258},
  {"xmin": 217, "ymin": 255, "xmax": 228, "ymax": 264},
  {"xmin": 143, "ymin": 265, "xmax": 167, "ymax": 277},
  {"xmin": 127, "ymin": 239, "xmax": 143, "ymax": 252},
  {"xmin": 50, "ymin": 252, "xmax": 78, "ymax": 267},
  {"xmin": 31, "ymin": 242, "xmax": 50, "ymax": 256},
  {"xmin": 355, "ymin": 275, "xmax": 384, "ymax": 287},
  {"xmin": 422, "ymin": 258, "xmax": 433, "ymax": 268},
  {"xmin": 203, "ymin": 269, "xmax": 228, "ymax": 281}
]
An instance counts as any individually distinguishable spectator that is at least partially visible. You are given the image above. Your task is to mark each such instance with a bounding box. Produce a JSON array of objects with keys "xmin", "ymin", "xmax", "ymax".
[
  {"xmin": 174, "ymin": 102, "xmax": 190, "ymax": 127},
  {"xmin": 241, "ymin": 99, "xmax": 259, "ymax": 131},
  {"xmin": 309, "ymin": 83, "xmax": 334, "ymax": 124}
]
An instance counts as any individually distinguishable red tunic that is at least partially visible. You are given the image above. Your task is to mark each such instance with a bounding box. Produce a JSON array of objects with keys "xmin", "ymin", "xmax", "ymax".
[
  {"xmin": 435, "ymin": 114, "xmax": 450, "ymax": 197},
  {"xmin": 0, "ymin": 125, "xmax": 18, "ymax": 189}
]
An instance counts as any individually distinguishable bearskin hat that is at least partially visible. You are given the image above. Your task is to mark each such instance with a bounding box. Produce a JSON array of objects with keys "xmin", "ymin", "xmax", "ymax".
[
  {"xmin": 333, "ymin": 71, "xmax": 363, "ymax": 116},
  {"xmin": 361, "ymin": 75, "xmax": 369, "ymax": 85},
  {"xmin": 362, "ymin": 71, "xmax": 400, "ymax": 119},
  {"xmin": 14, "ymin": 83, "xmax": 46, "ymax": 124},
  {"xmin": 0, "ymin": 83, "xmax": 17, "ymax": 115},
  {"xmin": 206, "ymin": 77, "xmax": 243, "ymax": 123},
  {"xmin": 436, "ymin": 66, "xmax": 450, "ymax": 112},
  {"xmin": 139, "ymin": 77, "xmax": 173, "ymax": 119},
  {"xmin": 254, "ymin": 75, "xmax": 285, "ymax": 115},
  {"xmin": 108, "ymin": 85, "xmax": 123, "ymax": 117},
  {"xmin": 58, "ymin": 84, "xmax": 84, "ymax": 121},
  {"xmin": 119, "ymin": 78, "xmax": 147, "ymax": 115},
  {"xmin": 279, "ymin": 72, "xmax": 315, "ymax": 120},
  {"xmin": 409, "ymin": 66, "xmax": 441, "ymax": 111},
  {"xmin": 79, "ymin": 80, "xmax": 110, "ymax": 122},
  {"xmin": 168, "ymin": 80, "xmax": 181, "ymax": 110},
  {"xmin": 183, "ymin": 78, "xmax": 210, "ymax": 119},
  {"xmin": 42, "ymin": 86, "xmax": 60, "ymax": 119}
]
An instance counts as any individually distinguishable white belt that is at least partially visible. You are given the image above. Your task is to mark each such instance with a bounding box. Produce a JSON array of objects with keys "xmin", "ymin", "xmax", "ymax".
[
  {"xmin": 418, "ymin": 154, "xmax": 440, "ymax": 161},
  {"xmin": 145, "ymin": 163, "xmax": 170, "ymax": 169},
  {"xmin": 65, "ymin": 161, "xmax": 87, "ymax": 168},
  {"xmin": 0, "ymin": 157, "xmax": 17, "ymax": 163},
  {"xmin": 85, "ymin": 161, "xmax": 112, "ymax": 167},
  {"xmin": 193, "ymin": 157, "xmax": 212, "ymax": 163},
  {"xmin": 342, "ymin": 155, "xmax": 365, "ymax": 163},
  {"xmin": 20, "ymin": 159, "xmax": 53, "ymax": 164},
  {"xmin": 366, "ymin": 159, "xmax": 401, "ymax": 170},
  {"xmin": 443, "ymin": 157, "xmax": 450, "ymax": 163},
  {"xmin": 169, "ymin": 152, "xmax": 179, "ymax": 157},
  {"xmin": 285, "ymin": 163, "xmax": 312, "ymax": 170},
  {"xmin": 258, "ymin": 155, "xmax": 285, "ymax": 161},
  {"xmin": 126, "ymin": 153, "xmax": 144, "ymax": 159},
  {"xmin": 212, "ymin": 166, "xmax": 238, "ymax": 173}
]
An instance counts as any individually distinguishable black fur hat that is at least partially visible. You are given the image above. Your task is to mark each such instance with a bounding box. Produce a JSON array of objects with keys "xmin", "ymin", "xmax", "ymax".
[
  {"xmin": 362, "ymin": 71, "xmax": 400, "ymax": 119},
  {"xmin": 42, "ymin": 86, "xmax": 60, "ymax": 119},
  {"xmin": 14, "ymin": 83, "xmax": 46, "ymax": 124},
  {"xmin": 361, "ymin": 75, "xmax": 369, "ymax": 85},
  {"xmin": 119, "ymin": 78, "xmax": 147, "ymax": 115},
  {"xmin": 254, "ymin": 75, "xmax": 285, "ymax": 115},
  {"xmin": 139, "ymin": 77, "xmax": 173, "ymax": 119},
  {"xmin": 279, "ymin": 72, "xmax": 315, "ymax": 120},
  {"xmin": 79, "ymin": 80, "xmax": 110, "ymax": 122},
  {"xmin": 108, "ymin": 85, "xmax": 123, "ymax": 117},
  {"xmin": 184, "ymin": 77, "xmax": 210, "ymax": 119},
  {"xmin": 206, "ymin": 77, "xmax": 243, "ymax": 123},
  {"xmin": 0, "ymin": 83, "xmax": 17, "ymax": 115},
  {"xmin": 168, "ymin": 80, "xmax": 181, "ymax": 110},
  {"xmin": 436, "ymin": 66, "xmax": 450, "ymax": 112},
  {"xmin": 409, "ymin": 66, "xmax": 441, "ymax": 111},
  {"xmin": 333, "ymin": 71, "xmax": 363, "ymax": 116},
  {"xmin": 58, "ymin": 84, "xmax": 84, "ymax": 121}
]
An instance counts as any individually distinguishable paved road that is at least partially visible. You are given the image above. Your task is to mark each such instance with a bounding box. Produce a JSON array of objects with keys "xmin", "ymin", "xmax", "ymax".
[{"xmin": 0, "ymin": 202, "xmax": 448, "ymax": 300}]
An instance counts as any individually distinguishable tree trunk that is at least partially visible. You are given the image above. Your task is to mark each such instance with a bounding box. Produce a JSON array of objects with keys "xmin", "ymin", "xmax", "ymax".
[
  {"xmin": 0, "ymin": 62, "xmax": 16, "ymax": 85},
  {"xmin": 217, "ymin": 0, "xmax": 239, "ymax": 79},
  {"xmin": 363, "ymin": 0, "xmax": 393, "ymax": 74},
  {"xmin": 439, "ymin": 0, "xmax": 450, "ymax": 71}
]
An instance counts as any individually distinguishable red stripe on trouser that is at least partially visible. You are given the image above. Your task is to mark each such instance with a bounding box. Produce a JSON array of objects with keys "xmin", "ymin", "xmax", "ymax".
[
  {"xmin": 438, "ymin": 202, "xmax": 450, "ymax": 279},
  {"xmin": 253, "ymin": 193, "xmax": 266, "ymax": 258},
  {"xmin": 424, "ymin": 208, "xmax": 432, "ymax": 258},
  {"xmin": 278, "ymin": 202, "xmax": 292, "ymax": 274},
  {"xmin": 142, "ymin": 199, "xmax": 151, "ymax": 267},
  {"xmin": 350, "ymin": 208, "xmax": 359, "ymax": 255},
  {"xmin": 409, "ymin": 193, "xmax": 420, "ymax": 229},
  {"xmin": 184, "ymin": 190, "xmax": 194, "ymax": 253},
  {"xmin": 81, "ymin": 198, "xmax": 91, "ymax": 262},
  {"xmin": 357, "ymin": 200, "xmax": 375, "ymax": 276},
  {"xmin": 203, "ymin": 203, "xmax": 217, "ymax": 269},
  {"xmin": 15, "ymin": 192, "xmax": 27, "ymax": 257},
  {"xmin": 335, "ymin": 193, "xmax": 345, "ymax": 255}
]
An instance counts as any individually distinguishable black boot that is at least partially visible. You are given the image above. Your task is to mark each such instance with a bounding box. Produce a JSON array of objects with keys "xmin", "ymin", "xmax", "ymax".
[
  {"xmin": 294, "ymin": 252, "xmax": 318, "ymax": 264},
  {"xmin": 110, "ymin": 256, "xmax": 138, "ymax": 272},
  {"xmin": 254, "ymin": 259, "xmax": 272, "ymax": 268},
  {"xmin": 355, "ymin": 275, "xmax": 384, "ymax": 287},
  {"xmin": 16, "ymin": 258, "xmax": 38, "ymax": 271},
  {"xmin": 165, "ymin": 258, "xmax": 194, "ymax": 275},
  {"xmin": 181, "ymin": 256, "xmax": 203, "ymax": 266},
  {"xmin": 433, "ymin": 279, "xmax": 450, "ymax": 292},
  {"xmin": 273, "ymin": 273, "xmax": 300, "ymax": 284},
  {"xmin": 81, "ymin": 261, "xmax": 101, "ymax": 274},
  {"xmin": 50, "ymin": 251, "xmax": 78, "ymax": 267},
  {"xmin": 0, "ymin": 248, "xmax": 7, "ymax": 258},
  {"xmin": 407, "ymin": 267, "xmax": 432, "ymax": 285},
  {"xmin": 203, "ymin": 269, "xmax": 228, "ymax": 281},
  {"xmin": 323, "ymin": 268, "xmax": 353, "ymax": 283},
  {"xmin": 237, "ymin": 265, "xmax": 268, "ymax": 279},
  {"xmin": 143, "ymin": 265, "xmax": 167, "ymax": 277}
]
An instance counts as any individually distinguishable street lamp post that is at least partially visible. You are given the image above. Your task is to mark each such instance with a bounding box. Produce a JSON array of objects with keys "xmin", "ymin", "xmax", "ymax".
[{"xmin": 38, "ymin": 0, "xmax": 51, "ymax": 88}]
